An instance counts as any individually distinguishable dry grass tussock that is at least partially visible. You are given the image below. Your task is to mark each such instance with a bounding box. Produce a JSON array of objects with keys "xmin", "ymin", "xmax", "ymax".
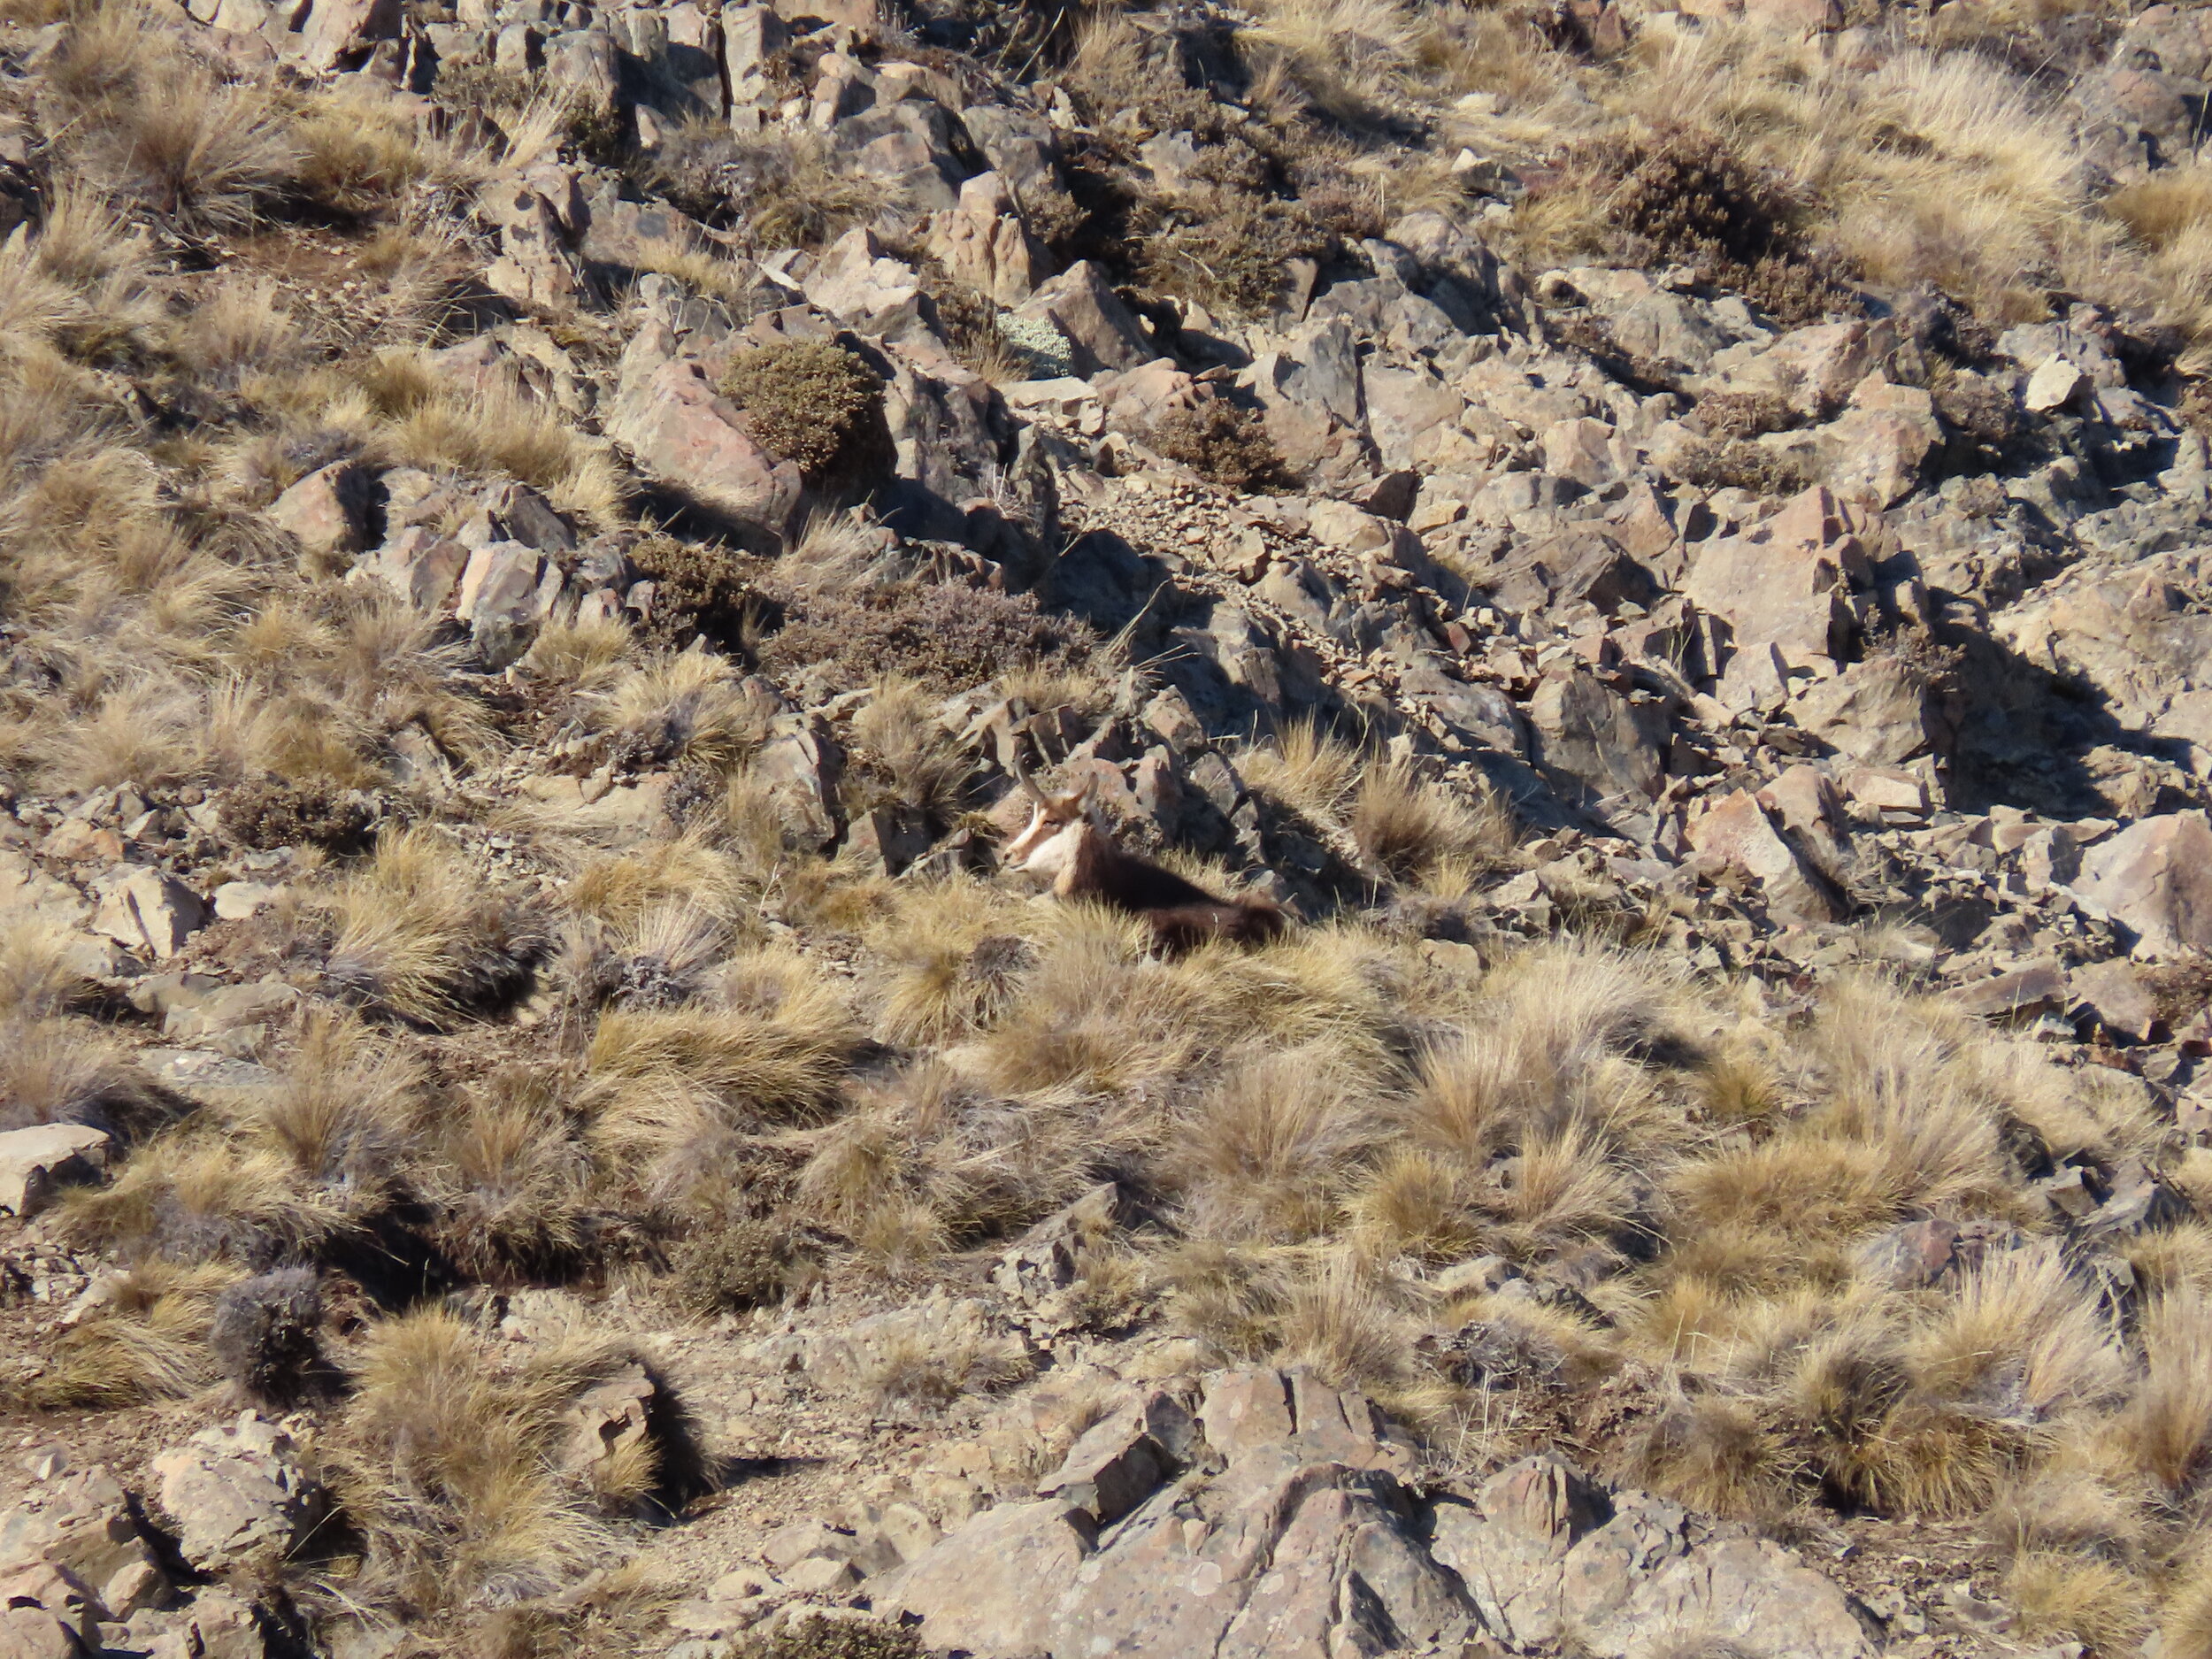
[{"xmin": 330, "ymin": 1306, "xmax": 659, "ymax": 1609}]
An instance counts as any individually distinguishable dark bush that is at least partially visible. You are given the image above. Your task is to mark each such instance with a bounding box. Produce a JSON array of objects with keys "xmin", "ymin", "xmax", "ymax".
[
  {"xmin": 220, "ymin": 777, "xmax": 377, "ymax": 855},
  {"xmin": 1575, "ymin": 127, "xmax": 1851, "ymax": 327},
  {"xmin": 208, "ymin": 1267, "xmax": 331, "ymax": 1406},
  {"xmin": 669, "ymin": 1219, "xmax": 803, "ymax": 1315},
  {"xmin": 1151, "ymin": 399, "xmax": 1292, "ymax": 491},
  {"xmin": 741, "ymin": 1615, "xmax": 925, "ymax": 1659},
  {"xmin": 632, "ymin": 532, "xmax": 771, "ymax": 654},
  {"xmin": 718, "ymin": 340, "xmax": 894, "ymax": 492},
  {"xmin": 757, "ymin": 579, "xmax": 1094, "ymax": 695}
]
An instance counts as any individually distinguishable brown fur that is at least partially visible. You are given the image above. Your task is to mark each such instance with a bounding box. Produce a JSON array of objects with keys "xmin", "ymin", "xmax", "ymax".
[{"xmin": 1009, "ymin": 787, "xmax": 1286, "ymax": 954}]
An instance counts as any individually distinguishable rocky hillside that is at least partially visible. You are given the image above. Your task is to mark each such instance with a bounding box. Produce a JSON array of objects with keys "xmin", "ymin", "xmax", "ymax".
[{"xmin": 8, "ymin": 0, "xmax": 2212, "ymax": 1654}]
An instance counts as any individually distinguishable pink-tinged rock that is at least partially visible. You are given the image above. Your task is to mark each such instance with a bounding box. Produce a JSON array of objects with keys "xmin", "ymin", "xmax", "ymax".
[
  {"xmin": 0, "ymin": 1123, "xmax": 111, "ymax": 1217},
  {"xmin": 355, "ymin": 526, "xmax": 467, "ymax": 612},
  {"xmin": 1944, "ymin": 961, "xmax": 2068, "ymax": 1020},
  {"xmin": 1760, "ymin": 764, "xmax": 1844, "ymax": 841},
  {"xmin": 1015, "ymin": 260, "xmax": 1159, "ymax": 377},
  {"xmin": 926, "ymin": 172, "xmax": 1052, "ymax": 306},
  {"xmin": 1685, "ymin": 488, "xmax": 1868, "ymax": 667},
  {"xmin": 1842, "ymin": 766, "xmax": 1927, "ymax": 817},
  {"xmin": 2071, "ymin": 810, "xmax": 2212, "ymax": 956},
  {"xmin": 872, "ymin": 1500, "xmax": 1095, "ymax": 1657},
  {"xmin": 1685, "ymin": 789, "xmax": 1839, "ymax": 923},
  {"xmin": 1819, "ymin": 376, "xmax": 1941, "ymax": 507},
  {"xmin": 1542, "ymin": 416, "xmax": 1618, "ymax": 488},
  {"xmin": 2072, "ymin": 957, "xmax": 2161, "ymax": 1041},
  {"xmin": 1792, "ymin": 655, "xmax": 1949, "ymax": 766},
  {"xmin": 453, "ymin": 541, "xmax": 560, "ymax": 630},
  {"xmin": 268, "ymin": 460, "xmax": 373, "ymax": 564},
  {"xmin": 294, "ymin": 0, "xmax": 400, "ymax": 71},
  {"xmin": 608, "ymin": 358, "xmax": 804, "ymax": 536}
]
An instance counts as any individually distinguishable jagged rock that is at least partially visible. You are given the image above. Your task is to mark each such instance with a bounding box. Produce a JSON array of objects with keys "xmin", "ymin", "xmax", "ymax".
[
  {"xmin": 0, "ymin": 1467, "xmax": 169, "ymax": 1617},
  {"xmin": 1945, "ymin": 960, "xmax": 2067, "ymax": 1019},
  {"xmin": 267, "ymin": 461, "xmax": 373, "ymax": 564},
  {"xmin": 608, "ymin": 358, "xmax": 803, "ymax": 537},
  {"xmin": 560, "ymin": 1363, "xmax": 660, "ymax": 1485},
  {"xmin": 1685, "ymin": 487, "xmax": 1869, "ymax": 669},
  {"xmin": 0, "ymin": 1124, "xmax": 111, "ymax": 1217},
  {"xmin": 1792, "ymin": 656, "xmax": 1951, "ymax": 767},
  {"xmin": 926, "ymin": 172, "xmax": 1050, "ymax": 306},
  {"xmin": 1015, "ymin": 262, "xmax": 1159, "ymax": 377},
  {"xmin": 353, "ymin": 526, "xmax": 468, "ymax": 612},
  {"xmin": 2070, "ymin": 810, "xmax": 2212, "ymax": 956},
  {"xmin": 2071, "ymin": 957, "xmax": 2160, "ymax": 1041},
  {"xmin": 1685, "ymin": 790, "xmax": 1839, "ymax": 924},
  {"xmin": 454, "ymin": 541, "xmax": 564, "ymax": 665},
  {"xmin": 1429, "ymin": 1455, "xmax": 1879, "ymax": 1659},
  {"xmin": 1034, "ymin": 1392, "xmax": 1196, "ymax": 1525},
  {"xmin": 1527, "ymin": 664, "xmax": 1666, "ymax": 805},
  {"xmin": 90, "ymin": 866, "xmax": 207, "ymax": 959},
  {"xmin": 150, "ymin": 1415, "xmax": 324, "ymax": 1574},
  {"xmin": 873, "ymin": 1500, "xmax": 1098, "ymax": 1655}
]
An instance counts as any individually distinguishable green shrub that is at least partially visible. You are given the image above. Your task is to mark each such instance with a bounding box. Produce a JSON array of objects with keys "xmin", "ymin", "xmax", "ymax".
[{"xmin": 632, "ymin": 532, "xmax": 767, "ymax": 654}]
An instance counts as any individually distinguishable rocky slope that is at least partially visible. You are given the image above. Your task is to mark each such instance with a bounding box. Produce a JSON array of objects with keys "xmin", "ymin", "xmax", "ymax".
[{"xmin": 7, "ymin": 0, "xmax": 2212, "ymax": 1655}]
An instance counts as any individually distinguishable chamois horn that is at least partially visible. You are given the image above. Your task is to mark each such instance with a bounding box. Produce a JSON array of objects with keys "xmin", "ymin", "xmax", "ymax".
[{"xmin": 1006, "ymin": 726, "xmax": 1049, "ymax": 805}]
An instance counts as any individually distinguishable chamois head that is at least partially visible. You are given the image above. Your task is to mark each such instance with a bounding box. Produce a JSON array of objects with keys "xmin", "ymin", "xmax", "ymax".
[{"xmin": 1000, "ymin": 742, "xmax": 1100, "ymax": 880}]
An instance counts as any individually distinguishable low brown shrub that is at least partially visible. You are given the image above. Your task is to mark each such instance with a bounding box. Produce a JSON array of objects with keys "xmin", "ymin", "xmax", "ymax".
[
  {"xmin": 630, "ymin": 533, "xmax": 769, "ymax": 654},
  {"xmin": 757, "ymin": 580, "xmax": 1094, "ymax": 695},
  {"xmin": 1694, "ymin": 389, "xmax": 1796, "ymax": 441},
  {"xmin": 1151, "ymin": 399, "xmax": 1292, "ymax": 491},
  {"xmin": 1668, "ymin": 437, "xmax": 1815, "ymax": 498},
  {"xmin": 220, "ymin": 776, "xmax": 378, "ymax": 854},
  {"xmin": 718, "ymin": 340, "xmax": 894, "ymax": 493}
]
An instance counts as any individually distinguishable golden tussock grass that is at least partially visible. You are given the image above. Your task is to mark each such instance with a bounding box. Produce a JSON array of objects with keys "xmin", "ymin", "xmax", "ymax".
[
  {"xmin": 320, "ymin": 826, "xmax": 548, "ymax": 1028},
  {"xmin": 330, "ymin": 1306, "xmax": 645, "ymax": 1609},
  {"xmin": 584, "ymin": 950, "xmax": 857, "ymax": 1172},
  {"xmin": 9, "ymin": 1260, "xmax": 242, "ymax": 1409}
]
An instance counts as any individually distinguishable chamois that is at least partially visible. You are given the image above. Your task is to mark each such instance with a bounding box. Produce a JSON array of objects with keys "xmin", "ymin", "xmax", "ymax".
[{"xmin": 1001, "ymin": 745, "xmax": 1286, "ymax": 952}]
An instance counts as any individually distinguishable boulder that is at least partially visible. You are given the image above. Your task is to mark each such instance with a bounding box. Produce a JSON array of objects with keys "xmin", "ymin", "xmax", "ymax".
[
  {"xmin": 1527, "ymin": 664, "xmax": 1667, "ymax": 804},
  {"xmin": 1685, "ymin": 790, "xmax": 1840, "ymax": 924},
  {"xmin": 926, "ymin": 172, "xmax": 1050, "ymax": 307},
  {"xmin": 0, "ymin": 1123, "xmax": 111, "ymax": 1217},
  {"xmin": 353, "ymin": 526, "xmax": 468, "ymax": 612},
  {"xmin": 608, "ymin": 358, "xmax": 803, "ymax": 537},
  {"xmin": 91, "ymin": 867, "xmax": 207, "ymax": 959},
  {"xmin": 150, "ymin": 1415, "xmax": 324, "ymax": 1574},
  {"xmin": 2070, "ymin": 810, "xmax": 2212, "ymax": 956},
  {"xmin": 1014, "ymin": 262, "xmax": 1158, "ymax": 378},
  {"xmin": 873, "ymin": 1500, "xmax": 1098, "ymax": 1655},
  {"xmin": 267, "ymin": 461, "xmax": 373, "ymax": 565},
  {"xmin": 1792, "ymin": 656, "xmax": 1950, "ymax": 767},
  {"xmin": 1429, "ymin": 1455, "xmax": 1878, "ymax": 1659}
]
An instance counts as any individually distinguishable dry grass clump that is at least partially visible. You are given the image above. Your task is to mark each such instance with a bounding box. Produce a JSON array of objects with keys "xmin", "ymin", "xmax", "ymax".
[
  {"xmin": 585, "ymin": 950, "xmax": 857, "ymax": 1179},
  {"xmin": 869, "ymin": 879, "xmax": 1038, "ymax": 1046},
  {"xmin": 331, "ymin": 1308, "xmax": 658, "ymax": 1609},
  {"xmin": 346, "ymin": 351, "xmax": 628, "ymax": 529},
  {"xmin": 319, "ymin": 827, "xmax": 549, "ymax": 1027},
  {"xmin": 718, "ymin": 340, "xmax": 893, "ymax": 494},
  {"xmin": 842, "ymin": 678, "xmax": 971, "ymax": 819},
  {"xmin": 1177, "ymin": 1046, "xmax": 1382, "ymax": 1241},
  {"xmin": 1352, "ymin": 757, "xmax": 1516, "ymax": 885},
  {"xmin": 419, "ymin": 1067, "xmax": 595, "ymax": 1285},
  {"xmin": 9, "ymin": 1259, "xmax": 241, "ymax": 1409},
  {"xmin": 0, "ymin": 1010, "xmax": 167, "ymax": 1136},
  {"xmin": 585, "ymin": 648, "xmax": 775, "ymax": 772}
]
